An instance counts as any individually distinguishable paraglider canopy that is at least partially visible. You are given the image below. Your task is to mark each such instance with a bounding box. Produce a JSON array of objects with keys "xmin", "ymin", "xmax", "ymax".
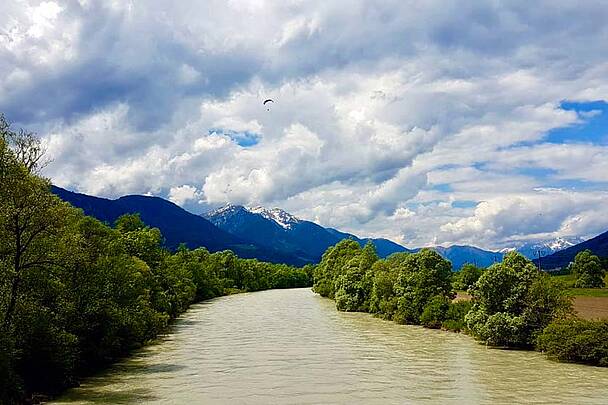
[{"xmin": 263, "ymin": 99, "xmax": 274, "ymax": 111}]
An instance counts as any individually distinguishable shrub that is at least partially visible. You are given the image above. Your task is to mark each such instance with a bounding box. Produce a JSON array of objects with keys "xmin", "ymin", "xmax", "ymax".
[
  {"xmin": 465, "ymin": 252, "xmax": 571, "ymax": 347},
  {"xmin": 420, "ymin": 295, "xmax": 450, "ymax": 329},
  {"xmin": 537, "ymin": 319, "xmax": 608, "ymax": 366},
  {"xmin": 442, "ymin": 301, "xmax": 472, "ymax": 332}
]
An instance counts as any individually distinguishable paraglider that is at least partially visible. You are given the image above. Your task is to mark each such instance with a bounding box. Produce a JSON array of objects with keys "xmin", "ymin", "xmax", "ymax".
[{"xmin": 263, "ymin": 99, "xmax": 274, "ymax": 111}]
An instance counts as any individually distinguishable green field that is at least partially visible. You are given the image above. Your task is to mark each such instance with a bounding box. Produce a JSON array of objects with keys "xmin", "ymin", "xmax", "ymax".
[{"xmin": 551, "ymin": 274, "xmax": 608, "ymax": 297}]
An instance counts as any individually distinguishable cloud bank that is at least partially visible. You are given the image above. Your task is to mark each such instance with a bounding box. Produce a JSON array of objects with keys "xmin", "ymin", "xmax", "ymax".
[{"xmin": 2, "ymin": 0, "xmax": 608, "ymax": 249}]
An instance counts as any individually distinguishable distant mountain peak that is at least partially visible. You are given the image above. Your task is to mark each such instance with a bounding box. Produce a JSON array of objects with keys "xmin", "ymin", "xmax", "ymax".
[
  {"xmin": 205, "ymin": 204, "xmax": 246, "ymax": 217},
  {"xmin": 247, "ymin": 206, "xmax": 300, "ymax": 229},
  {"xmin": 545, "ymin": 236, "xmax": 583, "ymax": 251},
  {"xmin": 504, "ymin": 236, "xmax": 586, "ymax": 259},
  {"xmin": 205, "ymin": 204, "xmax": 301, "ymax": 230}
]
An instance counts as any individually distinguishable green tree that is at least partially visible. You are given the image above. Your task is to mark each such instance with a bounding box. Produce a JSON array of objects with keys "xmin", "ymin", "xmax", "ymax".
[
  {"xmin": 571, "ymin": 250, "xmax": 606, "ymax": 288},
  {"xmin": 537, "ymin": 319, "xmax": 608, "ymax": 366},
  {"xmin": 334, "ymin": 242, "xmax": 378, "ymax": 312},
  {"xmin": 465, "ymin": 252, "xmax": 571, "ymax": 347},
  {"xmin": 392, "ymin": 249, "xmax": 454, "ymax": 325},
  {"xmin": 420, "ymin": 295, "xmax": 450, "ymax": 329},
  {"xmin": 313, "ymin": 239, "xmax": 361, "ymax": 298},
  {"xmin": 368, "ymin": 260, "xmax": 399, "ymax": 318},
  {"xmin": 453, "ymin": 263, "xmax": 483, "ymax": 291},
  {"xmin": 114, "ymin": 214, "xmax": 164, "ymax": 267}
]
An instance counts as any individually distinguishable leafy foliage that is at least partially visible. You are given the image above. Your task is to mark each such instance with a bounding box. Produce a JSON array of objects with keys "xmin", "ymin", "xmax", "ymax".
[
  {"xmin": 314, "ymin": 241, "xmax": 455, "ymax": 326},
  {"xmin": 465, "ymin": 252, "xmax": 572, "ymax": 347},
  {"xmin": 571, "ymin": 250, "xmax": 606, "ymax": 288},
  {"xmin": 537, "ymin": 319, "xmax": 608, "ymax": 366},
  {"xmin": 453, "ymin": 264, "xmax": 483, "ymax": 291},
  {"xmin": 0, "ymin": 115, "xmax": 313, "ymax": 403}
]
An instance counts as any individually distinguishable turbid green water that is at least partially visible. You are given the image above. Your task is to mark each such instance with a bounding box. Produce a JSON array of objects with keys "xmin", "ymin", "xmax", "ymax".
[{"xmin": 54, "ymin": 288, "xmax": 608, "ymax": 404}]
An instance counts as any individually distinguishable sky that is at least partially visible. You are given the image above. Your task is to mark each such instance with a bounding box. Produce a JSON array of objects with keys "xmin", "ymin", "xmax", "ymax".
[{"xmin": 1, "ymin": 0, "xmax": 608, "ymax": 250}]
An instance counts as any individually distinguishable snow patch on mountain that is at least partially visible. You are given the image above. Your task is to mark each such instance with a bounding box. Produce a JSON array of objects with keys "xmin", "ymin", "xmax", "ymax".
[
  {"xmin": 206, "ymin": 204, "xmax": 242, "ymax": 217},
  {"xmin": 507, "ymin": 236, "xmax": 586, "ymax": 259},
  {"xmin": 248, "ymin": 206, "xmax": 300, "ymax": 229},
  {"xmin": 205, "ymin": 204, "xmax": 300, "ymax": 230}
]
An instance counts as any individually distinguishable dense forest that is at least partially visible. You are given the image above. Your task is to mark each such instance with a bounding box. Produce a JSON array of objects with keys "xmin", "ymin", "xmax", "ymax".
[
  {"xmin": 0, "ymin": 115, "xmax": 312, "ymax": 403},
  {"xmin": 313, "ymin": 239, "xmax": 608, "ymax": 366}
]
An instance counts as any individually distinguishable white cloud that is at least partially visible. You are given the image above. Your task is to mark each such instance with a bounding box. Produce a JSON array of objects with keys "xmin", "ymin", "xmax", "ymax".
[
  {"xmin": 2, "ymin": 1, "xmax": 608, "ymax": 249},
  {"xmin": 168, "ymin": 185, "xmax": 202, "ymax": 206}
]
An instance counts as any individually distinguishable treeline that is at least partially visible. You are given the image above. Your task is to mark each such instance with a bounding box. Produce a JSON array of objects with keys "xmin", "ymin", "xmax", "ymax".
[
  {"xmin": 0, "ymin": 115, "xmax": 312, "ymax": 403},
  {"xmin": 313, "ymin": 240, "xmax": 469, "ymax": 330},
  {"xmin": 313, "ymin": 239, "xmax": 608, "ymax": 367}
]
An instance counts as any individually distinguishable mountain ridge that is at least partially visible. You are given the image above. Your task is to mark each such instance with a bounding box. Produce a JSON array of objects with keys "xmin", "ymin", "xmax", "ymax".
[
  {"xmin": 51, "ymin": 187, "xmax": 595, "ymax": 270},
  {"xmin": 50, "ymin": 186, "xmax": 309, "ymax": 265},
  {"xmin": 202, "ymin": 204, "xmax": 411, "ymax": 263},
  {"xmin": 534, "ymin": 231, "xmax": 608, "ymax": 270}
]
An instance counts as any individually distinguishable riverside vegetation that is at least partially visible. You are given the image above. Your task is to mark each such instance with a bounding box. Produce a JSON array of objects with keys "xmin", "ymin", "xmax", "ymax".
[
  {"xmin": 0, "ymin": 115, "xmax": 312, "ymax": 403},
  {"xmin": 312, "ymin": 239, "xmax": 608, "ymax": 367}
]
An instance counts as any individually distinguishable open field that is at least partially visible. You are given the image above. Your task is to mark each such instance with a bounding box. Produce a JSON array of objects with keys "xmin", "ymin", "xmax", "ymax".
[
  {"xmin": 454, "ymin": 291, "xmax": 608, "ymax": 320},
  {"xmin": 572, "ymin": 297, "xmax": 608, "ymax": 320}
]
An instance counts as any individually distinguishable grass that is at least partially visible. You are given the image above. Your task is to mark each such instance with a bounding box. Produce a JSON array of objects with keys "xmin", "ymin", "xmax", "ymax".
[
  {"xmin": 550, "ymin": 273, "xmax": 608, "ymax": 297},
  {"xmin": 567, "ymin": 288, "xmax": 608, "ymax": 297}
]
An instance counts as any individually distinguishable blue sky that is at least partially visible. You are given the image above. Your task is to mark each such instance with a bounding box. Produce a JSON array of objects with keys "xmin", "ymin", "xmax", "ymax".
[
  {"xmin": 1, "ymin": 0, "xmax": 608, "ymax": 249},
  {"xmin": 547, "ymin": 101, "xmax": 608, "ymax": 144}
]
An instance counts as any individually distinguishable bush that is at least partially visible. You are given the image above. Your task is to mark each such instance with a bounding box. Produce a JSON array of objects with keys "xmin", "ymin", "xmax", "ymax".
[
  {"xmin": 420, "ymin": 295, "xmax": 450, "ymax": 329},
  {"xmin": 465, "ymin": 252, "xmax": 571, "ymax": 347},
  {"xmin": 442, "ymin": 301, "xmax": 472, "ymax": 332},
  {"xmin": 537, "ymin": 319, "xmax": 608, "ymax": 366}
]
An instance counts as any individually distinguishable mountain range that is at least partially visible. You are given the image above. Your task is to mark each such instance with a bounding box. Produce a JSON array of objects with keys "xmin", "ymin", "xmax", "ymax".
[
  {"xmin": 534, "ymin": 231, "xmax": 608, "ymax": 270},
  {"xmin": 501, "ymin": 237, "xmax": 585, "ymax": 260},
  {"xmin": 51, "ymin": 186, "xmax": 605, "ymax": 270},
  {"xmin": 202, "ymin": 204, "xmax": 411, "ymax": 263},
  {"xmin": 50, "ymin": 186, "xmax": 308, "ymax": 265}
]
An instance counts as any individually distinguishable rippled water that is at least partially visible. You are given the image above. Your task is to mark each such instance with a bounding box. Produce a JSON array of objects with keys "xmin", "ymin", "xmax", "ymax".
[{"xmin": 54, "ymin": 288, "xmax": 608, "ymax": 404}]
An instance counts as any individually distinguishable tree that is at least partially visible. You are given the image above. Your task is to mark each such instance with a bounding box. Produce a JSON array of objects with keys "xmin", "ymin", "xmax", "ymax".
[
  {"xmin": 392, "ymin": 249, "xmax": 454, "ymax": 325},
  {"xmin": 420, "ymin": 295, "xmax": 450, "ymax": 329},
  {"xmin": 572, "ymin": 250, "xmax": 606, "ymax": 288},
  {"xmin": 114, "ymin": 214, "xmax": 164, "ymax": 267},
  {"xmin": 334, "ymin": 242, "xmax": 378, "ymax": 312},
  {"xmin": 0, "ymin": 120, "xmax": 75, "ymax": 332},
  {"xmin": 537, "ymin": 319, "xmax": 608, "ymax": 366},
  {"xmin": 465, "ymin": 252, "xmax": 571, "ymax": 347},
  {"xmin": 313, "ymin": 239, "xmax": 361, "ymax": 298},
  {"xmin": 368, "ymin": 260, "xmax": 399, "ymax": 318},
  {"xmin": 453, "ymin": 263, "xmax": 483, "ymax": 291}
]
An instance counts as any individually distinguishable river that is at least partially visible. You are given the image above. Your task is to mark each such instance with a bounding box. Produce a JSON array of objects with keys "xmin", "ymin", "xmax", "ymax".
[{"xmin": 54, "ymin": 288, "xmax": 608, "ymax": 404}]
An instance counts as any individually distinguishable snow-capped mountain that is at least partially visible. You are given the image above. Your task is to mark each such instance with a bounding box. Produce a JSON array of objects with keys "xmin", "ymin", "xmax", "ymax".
[
  {"xmin": 247, "ymin": 206, "xmax": 300, "ymax": 229},
  {"xmin": 52, "ymin": 187, "xmax": 596, "ymax": 271},
  {"xmin": 50, "ymin": 186, "xmax": 305, "ymax": 265},
  {"xmin": 507, "ymin": 236, "xmax": 586, "ymax": 260},
  {"xmin": 203, "ymin": 204, "xmax": 410, "ymax": 263},
  {"xmin": 536, "ymin": 232, "xmax": 608, "ymax": 270}
]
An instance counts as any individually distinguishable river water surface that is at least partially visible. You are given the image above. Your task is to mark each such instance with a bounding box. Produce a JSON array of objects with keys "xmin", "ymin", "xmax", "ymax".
[{"xmin": 54, "ymin": 288, "xmax": 608, "ymax": 404}]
